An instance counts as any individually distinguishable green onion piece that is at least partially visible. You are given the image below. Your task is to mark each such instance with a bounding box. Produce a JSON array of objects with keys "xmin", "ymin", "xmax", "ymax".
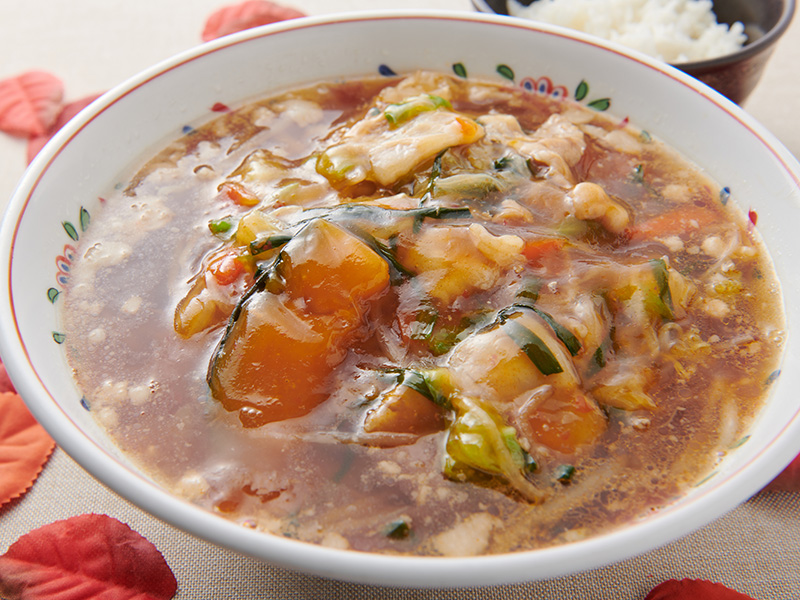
[
  {"xmin": 443, "ymin": 399, "xmax": 545, "ymax": 502},
  {"xmin": 208, "ymin": 218, "xmax": 233, "ymax": 235},
  {"xmin": 385, "ymin": 519, "xmax": 411, "ymax": 540},
  {"xmin": 413, "ymin": 205, "xmax": 471, "ymax": 232},
  {"xmin": 384, "ymin": 94, "xmax": 452, "ymax": 127},
  {"xmin": 343, "ymin": 225, "xmax": 414, "ymax": 285},
  {"xmin": 516, "ymin": 277, "xmax": 542, "ymax": 304},
  {"xmin": 632, "ymin": 164, "xmax": 644, "ymax": 183},
  {"xmin": 494, "ymin": 156, "xmax": 514, "ymax": 170},
  {"xmin": 526, "ymin": 157, "xmax": 549, "ymax": 179},
  {"xmin": 249, "ymin": 233, "xmax": 292, "ymax": 255},
  {"xmin": 433, "ymin": 173, "xmax": 500, "ymax": 198},
  {"xmin": 494, "ymin": 153, "xmax": 540, "ymax": 179},
  {"xmin": 401, "ymin": 369, "xmax": 450, "ymax": 410},
  {"xmin": 555, "ymin": 464, "xmax": 575, "ymax": 483},
  {"xmin": 647, "ymin": 258, "xmax": 675, "ymax": 320},
  {"xmin": 501, "ymin": 318, "xmax": 563, "ymax": 376},
  {"xmin": 421, "ymin": 148, "xmax": 449, "ymax": 204},
  {"xmin": 501, "ymin": 427, "xmax": 537, "ymax": 473},
  {"xmin": 557, "ymin": 216, "xmax": 590, "ymax": 239},
  {"xmin": 593, "ymin": 346, "xmax": 607, "ymax": 370},
  {"xmin": 410, "ymin": 304, "xmax": 438, "ymax": 341},
  {"xmin": 531, "ymin": 307, "xmax": 582, "ymax": 357},
  {"xmin": 588, "ymin": 325, "xmax": 615, "ymax": 375},
  {"xmin": 446, "ymin": 407, "xmax": 509, "ymax": 476},
  {"xmin": 523, "ymin": 451, "xmax": 538, "ymax": 474}
]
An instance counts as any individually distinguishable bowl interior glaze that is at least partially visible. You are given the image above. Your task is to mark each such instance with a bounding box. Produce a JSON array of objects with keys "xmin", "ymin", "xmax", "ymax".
[{"xmin": 2, "ymin": 11, "xmax": 800, "ymax": 588}]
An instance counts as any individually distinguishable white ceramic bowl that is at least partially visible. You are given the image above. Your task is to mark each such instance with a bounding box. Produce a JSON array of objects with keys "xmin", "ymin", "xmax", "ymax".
[{"xmin": 2, "ymin": 11, "xmax": 800, "ymax": 588}]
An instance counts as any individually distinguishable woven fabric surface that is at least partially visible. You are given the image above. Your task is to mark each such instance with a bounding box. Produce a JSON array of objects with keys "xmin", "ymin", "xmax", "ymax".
[{"xmin": 2, "ymin": 449, "xmax": 798, "ymax": 599}]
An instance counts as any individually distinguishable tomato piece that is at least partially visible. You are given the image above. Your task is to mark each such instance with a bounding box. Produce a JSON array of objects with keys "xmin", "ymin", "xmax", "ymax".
[
  {"xmin": 521, "ymin": 238, "xmax": 566, "ymax": 267},
  {"xmin": 523, "ymin": 391, "xmax": 606, "ymax": 454},
  {"xmin": 208, "ymin": 251, "xmax": 246, "ymax": 286},
  {"xmin": 218, "ymin": 181, "xmax": 260, "ymax": 206},
  {"xmin": 629, "ymin": 204, "xmax": 718, "ymax": 241}
]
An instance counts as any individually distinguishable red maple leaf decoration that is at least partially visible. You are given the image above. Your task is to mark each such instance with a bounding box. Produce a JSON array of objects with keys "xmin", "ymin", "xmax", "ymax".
[
  {"xmin": 0, "ymin": 514, "xmax": 178, "ymax": 600},
  {"xmin": 764, "ymin": 453, "xmax": 800, "ymax": 492},
  {"xmin": 0, "ymin": 392, "xmax": 55, "ymax": 507},
  {"xmin": 202, "ymin": 0, "xmax": 306, "ymax": 42},
  {"xmin": 26, "ymin": 93, "xmax": 102, "ymax": 164},
  {"xmin": 646, "ymin": 578, "xmax": 756, "ymax": 600},
  {"xmin": 0, "ymin": 72, "xmax": 64, "ymax": 138}
]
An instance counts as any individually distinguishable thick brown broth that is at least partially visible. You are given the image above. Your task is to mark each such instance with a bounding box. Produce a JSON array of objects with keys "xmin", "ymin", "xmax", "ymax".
[{"xmin": 61, "ymin": 72, "xmax": 784, "ymax": 555}]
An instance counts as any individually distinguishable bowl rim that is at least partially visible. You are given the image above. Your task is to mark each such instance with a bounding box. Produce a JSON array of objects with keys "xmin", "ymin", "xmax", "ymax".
[
  {"xmin": 470, "ymin": 0, "xmax": 797, "ymax": 69},
  {"xmin": 2, "ymin": 9, "xmax": 800, "ymax": 588}
]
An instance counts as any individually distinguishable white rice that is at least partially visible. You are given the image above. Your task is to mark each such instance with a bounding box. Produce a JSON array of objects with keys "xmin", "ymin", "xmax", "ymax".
[{"xmin": 508, "ymin": 0, "xmax": 747, "ymax": 63}]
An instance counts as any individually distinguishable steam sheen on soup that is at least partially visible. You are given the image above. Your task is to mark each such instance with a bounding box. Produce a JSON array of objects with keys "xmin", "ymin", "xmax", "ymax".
[{"xmin": 61, "ymin": 72, "xmax": 784, "ymax": 556}]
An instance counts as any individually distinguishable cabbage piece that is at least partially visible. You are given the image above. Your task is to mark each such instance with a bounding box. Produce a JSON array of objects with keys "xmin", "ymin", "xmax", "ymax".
[{"xmin": 444, "ymin": 395, "xmax": 544, "ymax": 503}]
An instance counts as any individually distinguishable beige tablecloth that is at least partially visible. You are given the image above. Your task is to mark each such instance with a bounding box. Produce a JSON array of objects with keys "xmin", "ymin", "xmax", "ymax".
[{"xmin": 1, "ymin": 1, "xmax": 799, "ymax": 598}]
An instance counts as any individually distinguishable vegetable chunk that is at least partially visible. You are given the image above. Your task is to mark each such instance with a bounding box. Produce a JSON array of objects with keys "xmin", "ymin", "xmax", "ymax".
[{"xmin": 208, "ymin": 220, "xmax": 390, "ymax": 426}]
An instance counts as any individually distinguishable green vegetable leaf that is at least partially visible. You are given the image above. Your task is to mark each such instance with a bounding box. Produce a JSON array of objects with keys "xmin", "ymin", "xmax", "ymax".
[
  {"xmin": 384, "ymin": 94, "xmax": 452, "ymax": 127},
  {"xmin": 531, "ymin": 307, "xmax": 582, "ymax": 357},
  {"xmin": 208, "ymin": 217, "xmax": 233, "ymax": 235},
  {"xmin": 502, "ymin": 318, "xmax": 563, "ymax": 375},
  {"xmin": 516, "ymin": 277, "xmax": 542, "ymax": 304},
  {"xmin": 421, "ymin": 148, "xmax": 448, "ymax": 203},
  {"xmin": 555, "ymin": 464, "xmax": 575, "ymax": 483},
  {"xmin": 409, "ymin": 304, "xmax": 438, "ymax": 340},
  {"xmin": 647, "ymin": 258, "xmax": 675, "ymax": 320},
  {"xmin": 385, "ymin": 519, "xmax": 411, "ymax": 540},
  {"xmin": 443, "ymin": 397, "xmax": 544, "ymax": 502},
  {"xmin": 400, "ymin": 369, "xmax": 451, "ymax": 410},
  {"xmin": 249, "ymin": 233, "xmax": 292, "ymax": 255},
  {"xmin": 433, "ymin": 173, "xmax": 501, "ymax": 199}
]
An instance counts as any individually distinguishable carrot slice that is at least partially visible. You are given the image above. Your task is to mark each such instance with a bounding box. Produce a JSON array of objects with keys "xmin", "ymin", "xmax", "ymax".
[
  {"xmin": 629, "ymin": 204, "xmax": 719, "ymax": 241},
  {"xmin": 521, "ymin": 238, "xmax": 567, "ymax": 267}
]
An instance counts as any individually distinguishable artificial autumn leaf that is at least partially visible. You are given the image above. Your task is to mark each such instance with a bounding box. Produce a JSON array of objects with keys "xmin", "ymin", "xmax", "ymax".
[
  {"xmin": 764, "ymin": 453, "xmax": 800, "ymax": 492},
  {"xmin": 0, "ymin": 392, "xmax": 55, "ymax": 507},
  {"xmin": 202, "ymin": 0, "xmax": 306, "ymax": 42},
  {"xmin": 0, "ymin": 361, "xmax": 15, "ymax": 393},
  {"xmin": 646, "ymin": 578, "xmax": 756, "ymax": 600},
  {"xmin": 0, "ymin": 514, "xmax": 178, "ymax": 600},
  {"xmin": 0, "ymin": 72, "xmax": 64, "ymax": 138},
  {"xmin": 27, "ymin": 93, "xmax": 103, "ymax": 164}
]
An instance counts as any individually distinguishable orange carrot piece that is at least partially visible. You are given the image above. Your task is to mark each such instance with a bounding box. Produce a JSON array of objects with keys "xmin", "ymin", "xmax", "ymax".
[{"xmin": 629, "ymin": 204, "xmax": 719, "ymax": 241}]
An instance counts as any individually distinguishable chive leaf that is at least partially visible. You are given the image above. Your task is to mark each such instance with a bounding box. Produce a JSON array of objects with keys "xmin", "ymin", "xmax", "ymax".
[
  {"xmin": 648, "ymin": 258, "xmax": 675, "ymax": 320},
  {"xmin": 555, "ymin": 464, "xmax": 575, "ymax": 483},
  {"xmin": 208, "ymin": 217, "xmax": 233, "ymax": 235},
  {"xmin": 531, "ymin": 307, "xmax": 582, "ymax": 357},
  {"xmin": 502, "ymin": 318, "xmax": 563, "ymax": 375},
  {"xmin": 385, "ymin": 519, "xmax": 411, "ymax": 540}
]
